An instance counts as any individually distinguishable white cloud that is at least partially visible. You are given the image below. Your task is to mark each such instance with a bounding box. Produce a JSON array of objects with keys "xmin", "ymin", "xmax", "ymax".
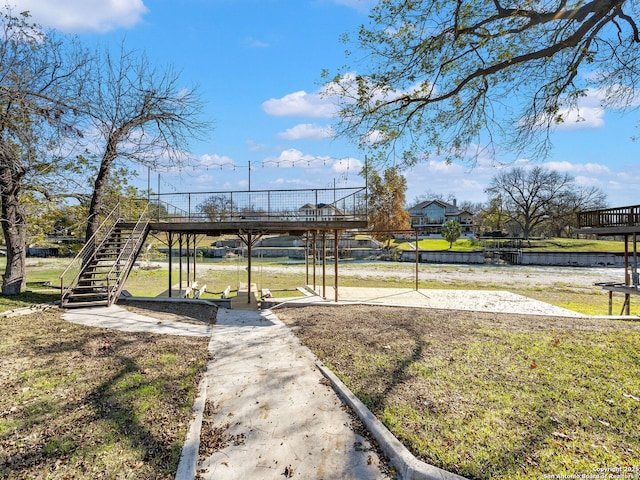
[
  {"xmin": 359, "ymin": 129, "xmax": 387, "ymax": 147},
  {"xmin": 244, "ymin": 37, "xmax": 270, "ymax": 48},
  {"xmin": 277, "ymin": 123, "xmax": 334, "ymax": 140},
  {"xmin": 198, "ymin": 153, "xmax": 236, "ymax": 169},
  {"xmin": 574, "ymin": 175, "xmax": 602, "ymax": 186},
  {"xmin": 17, "ymin": 0, "xmax": 148, "ymax": 32},
  {"xmin": 192, "ymin": 173, "xmax": 215, "ymax": 184},
  {"xmin": 263, "ymin": 148, "xmax": 331, "ymax": 167},
  {"xmin": 246, "ymin": 140, "xmax": 267, "ymax": 152},
  {"xmin": 553, "ymin": 106, "xmax": 605, "ymax": 130},
  {"xmin": 544, "ymin": 161, "xmax": 611, "ymax": 175},
  {"xmin": 262, "ymin": 91, "xmax": 338, "ymax": 118},
  {"xmin": 332, "ymin": 157, "xmax": 362, "ymax": 173},
  {"xmin": 272, "ymin": 177, "xmax": 306, "ymax": 186}
]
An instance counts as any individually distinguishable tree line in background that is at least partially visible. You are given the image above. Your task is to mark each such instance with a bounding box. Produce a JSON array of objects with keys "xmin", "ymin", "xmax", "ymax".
[
  {"xmin": 3, "ymin": 0, "xmax": 634, "ymax": 294},
  {"xmin": 368, "ymin": 165, "xmax": 608, "ymax": 243},
  {"xmin": 0, "ymin": 8, "xmax": 209, "ymax": 295}
]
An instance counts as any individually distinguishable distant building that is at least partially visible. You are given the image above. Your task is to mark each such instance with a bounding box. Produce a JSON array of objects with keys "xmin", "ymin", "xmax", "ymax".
[
  {"xmin": 407, "ymin": 199, "xmax": 475, "ymax": 238},
  {"xmin": 299, "ymin": 203, "xmax": 344, "ymax": 222}
]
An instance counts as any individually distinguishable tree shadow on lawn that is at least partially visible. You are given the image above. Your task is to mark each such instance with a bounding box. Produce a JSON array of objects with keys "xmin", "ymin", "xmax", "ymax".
[{"xmin": 0, "ymin": 313, "xmax": 207, "ymax": 478}]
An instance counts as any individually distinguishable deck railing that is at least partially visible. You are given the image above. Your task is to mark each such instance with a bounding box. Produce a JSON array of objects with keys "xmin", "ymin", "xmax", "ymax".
[
  {"xmin": 104, "ymin": 203, "xmax": 150, "ymax": 305},
  {"xmin": 145, "ymin": 187, "xmax": 367, "ymax": 223},
  {"xmin": 578, "ymin": 205, "xmax": 640, "ymax": 229},
  {"xmin": 59, "ymin": 203, "xmax": 123, "ymax": 304}
]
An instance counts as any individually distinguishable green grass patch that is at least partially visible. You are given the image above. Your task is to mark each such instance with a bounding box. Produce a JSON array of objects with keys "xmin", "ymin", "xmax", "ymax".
[
  {"xmin": 485, "ymin": 238, "xmax": 627, "ymax": 253},
  {"xmin": 395, "ymin": 238, "xmax": 481, "ymax": 251},
  {"xmin": 0, "ymin": 309, "xmax": 209, "ymax": 479},
  {"xmin": 278, "ymin": 305, "xmax": 640, "ymax": 480}
]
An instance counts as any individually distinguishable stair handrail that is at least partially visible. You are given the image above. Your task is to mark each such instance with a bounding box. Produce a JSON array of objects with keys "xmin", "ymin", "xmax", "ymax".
[
  {"xmin": 104, "ymin": 203, "xmax": 151, "ymax": 305},
  {"xmin": 59, "ymin": 203, "xmax": 123, "ymax": 305}
]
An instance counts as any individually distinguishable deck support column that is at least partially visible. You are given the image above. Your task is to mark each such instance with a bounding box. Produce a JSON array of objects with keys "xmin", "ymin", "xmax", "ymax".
[
  {"xmin": 193, "ymin": 235, "xmax": 198, "ymax": 285},
  {"xmin": 179, "ymin": 233, "xmax": 183, "ymax": 296},
  {"xmin": 305, "ymin": 233, "xmax": 309, "ymax": 285},
  {"xmin": 168, "ymin": 232, "xmax": 173, "ymax": 298},
  {"xmin": 247, "ymin": 232, "xmax": 252, "ymax": 304},
  {"xmin": 186, "ymin": 234, "xmax": 191, "ymax": 288},
  {"xmin": 334, "ymin": 229, "xmax": 339, "ymax": 302},
  {"xmin": 415, "ymin": 229, "xmax": 419, "ymax": 291},
  {"xmin": 322, "ymin": 232, "xmax": 326, "ymax": 299},
  {"xmin": 312, "ymin": 232, "xmax": 317, "ymax": 291},
  {"xmin": 625, "ymin": 234, "xmax": 630, "ymax": 315}
]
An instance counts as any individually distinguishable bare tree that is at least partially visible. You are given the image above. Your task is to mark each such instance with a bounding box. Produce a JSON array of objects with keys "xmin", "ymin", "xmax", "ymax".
[
  {"xmin": 197, "ymin": 195, "xmax": 232, "ymax": 222},
  {"xmin": 485, "ymin": 166, "xmax": 574, "ymax": 239},
  {"xmin": 0, "ymin": 9, "xmax": 89, "ymax": 294},
  {"xmin": 328, "ymin": 0, "xmax": 640, "ymax": 164},
  {"xmin": 544, "ymin": 185, "xmax": 608, "ymax": 237},
  {"xmin": 85, "ymin": 44, "xmax": 210, "ymax": 240}
]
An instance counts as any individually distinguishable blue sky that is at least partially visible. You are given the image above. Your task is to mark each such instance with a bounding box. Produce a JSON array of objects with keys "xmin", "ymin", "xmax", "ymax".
[{"xmin": 17, "ymin": 0, "xmax": 640, "ymax": 208}]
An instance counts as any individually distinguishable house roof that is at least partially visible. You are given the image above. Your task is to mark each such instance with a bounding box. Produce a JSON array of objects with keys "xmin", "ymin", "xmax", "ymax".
[
  {"xmin": 299, "ymin": 203, "xmax": 343, "ymax": 213},
  {"xmin": 408, "ymin": 199, "xmax": 457, "ymax": 211}
]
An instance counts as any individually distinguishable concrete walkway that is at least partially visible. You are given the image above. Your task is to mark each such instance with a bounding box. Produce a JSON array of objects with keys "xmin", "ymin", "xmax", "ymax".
[
  {"xmin": 60, "ymin": 287, "xmax": 590, "ymax": 480},
  {"xmin": 62, "ymin": 304, "xmax": 213, "ymax": 336},
  {"xmin": 61, "ymin": 301, "xmax": 467, "ymax": 480},
  {"xmin": 190, "ymin": 308, "xmax": 391, "ymax": 479}
]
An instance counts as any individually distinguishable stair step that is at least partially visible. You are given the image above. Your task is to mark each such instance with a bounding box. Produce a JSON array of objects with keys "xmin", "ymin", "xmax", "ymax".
[
  {"xmin": 60, "ymin": 219, "xmax": 147, "ymax": 310},
  {"xmin": 63, "ymin": 300, "xmax": 109, "ymax": 308},
  {"xmin": 72, "ymin": 284, "xmax": 114, "ymax": 290},
  {"xmin": 68, "ymin": 291, "xmax": 110, "ymax": 298}
]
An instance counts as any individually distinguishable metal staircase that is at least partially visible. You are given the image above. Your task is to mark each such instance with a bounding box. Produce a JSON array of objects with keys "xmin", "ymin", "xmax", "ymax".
[{"xmin": 60, "ymin": 203, "xmax": 150, "ymax": 308}]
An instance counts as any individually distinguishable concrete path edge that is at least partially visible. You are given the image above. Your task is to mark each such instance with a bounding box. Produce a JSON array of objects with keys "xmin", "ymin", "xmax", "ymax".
[
  {"xmin": 315, "ymin": 360, "xmax": 469, "ymax": 480},
  {"xmin": 175, "ymin": 373, "xmax": 208, "ymax": 480}
]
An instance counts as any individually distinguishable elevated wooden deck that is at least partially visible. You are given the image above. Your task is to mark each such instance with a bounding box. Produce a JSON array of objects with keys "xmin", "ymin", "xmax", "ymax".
[
  {"xmin": 577, "ymin": 205, "xmax": 640, "ymax": 315},
  {"xmin": 119, "ymin": 187, "xmax": 369, "ymax": 305},
  {"xmin": 122, "ymin": 219, "xmax": 368, "ymax": 235},
  {"xmin": 577, "ymin": 205, "xmax": 640, "ymax": 236}
]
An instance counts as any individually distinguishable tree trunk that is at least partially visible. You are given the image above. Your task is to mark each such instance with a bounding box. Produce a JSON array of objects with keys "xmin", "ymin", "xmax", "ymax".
[
  {"xmin": 85, "ymin": 147, "xmax": 116, "ymax": 242},
  {"xmin": 0, "ymin": 148, "xmax": 27, "ymax": 295}
]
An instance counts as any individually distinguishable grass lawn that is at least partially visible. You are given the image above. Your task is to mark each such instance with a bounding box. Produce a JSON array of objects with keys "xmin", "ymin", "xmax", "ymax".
[
  {"xmin": 0, "ymin": 305, "xmax": 211, "ymax": 479},
  {"xmin": 392, "ymin": 237, "xmax": 628, "ymax": 253},
  {"xmin": 1, "ymin": 256, "xmax": 639, "ymax": 478},
  {"xmin": 277, "ymin": 305, "xmax": 640, "ymax": 480}
]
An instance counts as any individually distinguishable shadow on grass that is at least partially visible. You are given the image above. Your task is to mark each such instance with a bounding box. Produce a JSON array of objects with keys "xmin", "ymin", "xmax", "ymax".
[
  {"xmin": 0, "ymin": 290, "xmax": 60, "ymax": 310},
  {"xmin": 0, "ymin": 313, "xmax": 206, "ymax": 478}
]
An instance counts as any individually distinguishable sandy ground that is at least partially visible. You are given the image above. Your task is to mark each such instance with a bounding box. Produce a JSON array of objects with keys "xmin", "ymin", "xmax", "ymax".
[
  {"xmin": 170, "ymin": 261, "xmax": 629, "ymax": 317},
  {"xmin": 178, "ymin": 261, "xmax": 625, "ymax": 289}
]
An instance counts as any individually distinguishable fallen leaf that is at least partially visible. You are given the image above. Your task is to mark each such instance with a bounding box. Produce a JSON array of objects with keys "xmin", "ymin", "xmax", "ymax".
[{"xmin": 551, "ymin": 431, "xmax": 574, "ymax": 441}]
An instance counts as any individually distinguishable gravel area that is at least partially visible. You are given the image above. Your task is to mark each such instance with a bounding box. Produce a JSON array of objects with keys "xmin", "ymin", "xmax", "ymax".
[{"xmin": 184, "ymin": 262, "xmax": 625, "ymax": 289}]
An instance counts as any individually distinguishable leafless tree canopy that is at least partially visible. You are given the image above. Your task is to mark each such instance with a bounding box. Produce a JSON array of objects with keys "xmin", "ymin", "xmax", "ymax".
[
  {"xmin": 85, "ymin": 44, "xmax": 210, "ymax": 240},
  {"xmin": 0, "ymin": 9, "xmax": 90, "ymax": 294},
  {"xmin": 485, "ymin": 165, "xmax": 607, "ymax": 238}
]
